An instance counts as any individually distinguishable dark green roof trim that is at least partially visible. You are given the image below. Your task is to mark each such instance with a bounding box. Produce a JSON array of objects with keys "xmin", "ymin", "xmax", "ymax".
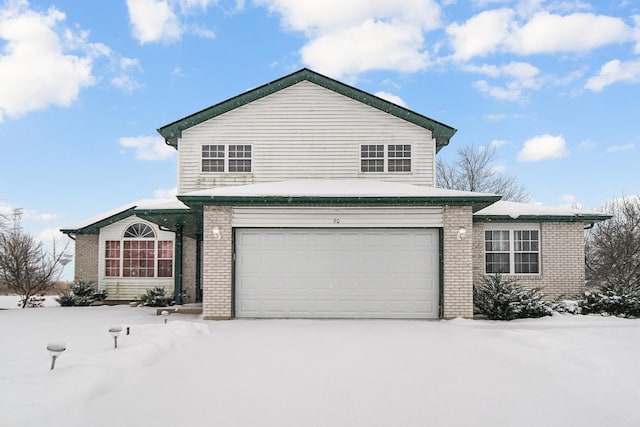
[
  {"xmin": 157, "ymin": 68, "xmax": 457, "ymax": 151},
  {"xmin": 61, "ymin": 208, "xmax": 195, "ymax": 236},
  {"xmin": 179, "ymin": 195, "xmax": 501, "ymax": 212},
  {"xmin": 474, "ymin": 214, "xmax": 612, "ymax": 223},
  {"xmin": 134, "ymin": 209, "xmax": 200, "ymax": 238},
  {"xmin": 61, "ymin": 210, "xmax": 134, "ymax": 235}
]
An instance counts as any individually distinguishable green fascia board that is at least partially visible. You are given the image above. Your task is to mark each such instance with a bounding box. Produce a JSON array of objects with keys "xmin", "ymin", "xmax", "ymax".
[
  {"xmin": 60, "ymin": 210, "xmax": 135, "ymax": 235},
  {"xmin": 178, "ymin": 195, "xmax": 501, "ymax": 212},
  {"xmin": 157, "ymin": 68, "xmax": 457, "ymax": 151},
  {"xmin": 61, "ymin": 208, "xmax": 196, "ymax": 236},
  {"xmin": 474, "ymin": 214, "xmax": 612, "ymax": 223}
]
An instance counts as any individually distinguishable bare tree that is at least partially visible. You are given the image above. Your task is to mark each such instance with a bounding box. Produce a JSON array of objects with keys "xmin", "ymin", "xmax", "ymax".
[
  {"xmin": 0, "ymin": 210, "xmax": 71, "ymax": 307},
  {"xmin": 436, "ymin": 144, "xmax": 530, "ymax": 202},
  {"xmin": 586, "ymin": 196, "xmax": 640, "ymax": 288}
]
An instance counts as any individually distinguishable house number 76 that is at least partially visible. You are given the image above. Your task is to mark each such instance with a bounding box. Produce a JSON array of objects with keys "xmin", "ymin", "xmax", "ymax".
[{"xmin": 333, "ymin": 218, "xmax": 341, "ymax": 224}]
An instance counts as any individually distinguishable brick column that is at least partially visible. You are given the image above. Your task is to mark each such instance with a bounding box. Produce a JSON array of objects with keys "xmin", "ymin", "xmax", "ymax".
[
  {"xmin": 442, "ymin": 205, "xmax": 474, "ymax": 318},
  {"xmin": 202, "ymin": 206, "xmax": 233, "ymax": 320}
]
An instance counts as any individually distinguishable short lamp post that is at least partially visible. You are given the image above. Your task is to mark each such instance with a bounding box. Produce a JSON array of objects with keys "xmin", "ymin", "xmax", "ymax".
[
  {"xmin": 46, "ymin": 342, "xmax": 66, "ymax": 370},
  {"xmin": 109, "ymin": 326, "xmax": 123, "ymax": 349}
]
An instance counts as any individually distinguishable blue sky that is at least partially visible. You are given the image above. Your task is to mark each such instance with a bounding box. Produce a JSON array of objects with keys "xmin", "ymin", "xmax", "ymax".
[{"xmin": 1, "ymin": 0, "xmax": 639, "ymax": 271}]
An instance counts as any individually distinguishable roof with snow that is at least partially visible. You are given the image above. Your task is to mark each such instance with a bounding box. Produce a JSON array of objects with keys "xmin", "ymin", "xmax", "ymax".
[
  {"xmin": 61, "ymin": 198, "xmax": 190, "ymax": 235},
  {"xmin": 157, "ymin": 68, "xmax": 457, "ymax": 151},
  {"xmin": 178, "ymin": 179, "xmax": 501, "ymax": 211},
  {"xmin": 473, "ymin": 200, "xmax": 611, "ymax": 222}
]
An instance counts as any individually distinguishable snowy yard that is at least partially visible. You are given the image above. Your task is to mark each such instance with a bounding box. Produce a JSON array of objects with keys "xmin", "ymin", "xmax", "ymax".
[{"xmin": 1, "ymin": 297, "xmax": 639, "ymax": 427}]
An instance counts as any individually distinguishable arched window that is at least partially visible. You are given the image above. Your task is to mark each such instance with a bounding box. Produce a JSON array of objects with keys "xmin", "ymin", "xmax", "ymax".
[{"xmin": 105, "ymin": 222, "xmax": 173, "ymax": 278}]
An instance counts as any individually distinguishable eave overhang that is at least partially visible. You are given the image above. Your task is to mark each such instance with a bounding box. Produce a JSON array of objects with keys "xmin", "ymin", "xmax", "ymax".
[
  {"xmin": 61, "ymin": 207, "xmax": 199, "ymax": 238},
  {"xmin": 474, "ymin": 214, "xmax": 612, "ymax": 223},
  {"xmin": 178, "ymin": 195, "xmax": 501, "ymax": 212},
  {"xmin": 157, "ymin": 68, "xmax": 457, "ymax": 151}
]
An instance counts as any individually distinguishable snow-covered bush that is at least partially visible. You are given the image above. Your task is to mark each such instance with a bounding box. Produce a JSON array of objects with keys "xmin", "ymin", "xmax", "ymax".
[
  {"xmin": 140, "ymin": 287, "xmax": 174, "ymax": 307},
  {"xmin": 56, "ymin": 281, "xmax": 108, "ymax": 306},
  {"xmin": 474, "ymin": 274, "xmax": 553, "ymax": 320},
  {"xmin": 578, "ymin": 283, "xmax": 640, "ymax": 318}
]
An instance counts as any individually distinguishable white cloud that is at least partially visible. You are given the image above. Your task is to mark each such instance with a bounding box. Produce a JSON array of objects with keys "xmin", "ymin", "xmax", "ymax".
[
  {"xmin": 607, "ymin": 143, "xmax": 636, "ymax": 153},
  {"xmin": 447, "ymin": 8, "xmax": 514, "ymax": 61},
  {"xmin": 0, "ymin": 1, "xmax": 96, "ymax": 121},
  {"xmin": 490, "ymin": 164, "xmax": 506, "ymax": 173},
  {"xmin": 111, "ymin": 57, "xmax": 143, "ymax": 92},
  {"xmin": 467, "ymin": 61, "xmax": 542, "ymax": 101},
  {"xmin": 447, "ymin": 9, "xmax": 632, "ymax": 61},
  {"xmin": 37, "ymin": 227, "xmax": 64, "ymax": 243},
  {"xmin": 374, "ymin": 91, "xmax": 407, "ymax": 108},
  {"xmin": 585, "ymin": 59, "xmax": 640, "ymax": 92},
  {"xmin": 0, "ymin": 202, "xmax": 56, "ymax": 222},
  {"xmin": 119, "ymin": 136, "xmax": 176, "ymax": 160},
  {"xmin": 126, "ymin": 0, "xmax": 221, "ymax": 44},
  {"xmin": 126, "ymin": 0, "xmax": 181, "ymax": 44},
  {"xmin": 491, "ymin": 139, "xmax": 508, "ymax": 148},
  {"xmin": 154, "ymin": 187, "xmax": 178, "ymax": 198},
  {"xmin": 517, "ymin": 134, "xmax": 570, "ymax": 162},
  {"xmin": 256, "ymin": 0, "xmax": 442, "ymax": 78},
  {"xmin": 507, "ymin": 12, "xmax": 631, "ymax": 55}
]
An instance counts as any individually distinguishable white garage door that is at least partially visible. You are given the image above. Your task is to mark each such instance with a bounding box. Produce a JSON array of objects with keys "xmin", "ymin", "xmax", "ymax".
[{"xmin": 235, "ymin": 228, "xmax": 439, "ymax": 319}]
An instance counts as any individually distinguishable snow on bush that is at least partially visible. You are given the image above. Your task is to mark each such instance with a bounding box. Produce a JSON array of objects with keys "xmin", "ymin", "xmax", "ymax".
[
  {"xmin": 56, "ymin": 281, "xmax": 108, "ymax": 306},
  {"xmin": 578, "ymin": 283, "xmax": 640, "ymax": 318},
  {"xmin": 140, "ymin": 287, "xmax": 175, "ymax": 307},
  {"xmin": 474, "ymin": 274, "xmax": 553, "ymax": 320}
]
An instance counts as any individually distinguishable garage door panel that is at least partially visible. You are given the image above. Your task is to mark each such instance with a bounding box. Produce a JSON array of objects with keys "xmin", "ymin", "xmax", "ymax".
[{"xmin": 235, "ymin": 228, "xmax": 439, "ymax": 319}]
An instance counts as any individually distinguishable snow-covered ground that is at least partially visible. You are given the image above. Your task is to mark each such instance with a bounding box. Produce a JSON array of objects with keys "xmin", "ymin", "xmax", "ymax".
[{"xmin": 1, "ymin": 296, "xmax": 639, "ymax": 427}]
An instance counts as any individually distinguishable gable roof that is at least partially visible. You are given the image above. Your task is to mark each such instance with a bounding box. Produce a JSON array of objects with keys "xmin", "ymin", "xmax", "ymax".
[
  {"xmin": 473, "ymin": 200, "xmax": 612, "ymax": 223},
  {"xmin": 60, "ymin": 198, "xmax": 190, "ymax": 235},
  {"xmin": 157, "ymin": 68, "xmax": 457, "ymax": 151}
]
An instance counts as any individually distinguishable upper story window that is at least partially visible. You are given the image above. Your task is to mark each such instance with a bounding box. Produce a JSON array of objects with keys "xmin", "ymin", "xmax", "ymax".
[
  {"xmin": 360, "ymin": 144, "xmax": 411, "ymax": 173},
  {"xmin": 388, "ymin": 145, "xmax": 411, "ymax": 172},
  {"xmin": 485, "ymin": 227, "xmax": 540, "ymax": 275},
  {"xmin": 105, "ymin": 223, "xmax": 173, "ymax": 278},
  {"xmin": 361, "ymin": 145, "xmax": 384, "ymax": 172},
  {"xmin": 202, "ymin": 144, "xmax": 252, "ymax": 173},
  {"xmin": 202, "ymin": 145, "xmax": 225, "ymax": 172},
  {"xmin": 229, "ymin": 145, "xmax": 252, "ymax": 172}
]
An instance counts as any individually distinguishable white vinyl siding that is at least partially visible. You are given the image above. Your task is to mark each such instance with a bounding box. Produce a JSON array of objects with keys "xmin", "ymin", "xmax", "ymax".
[
  {"xmin": 177, "ymin": 81, "xmax": 436, "ymax": 192},
  {"xmin": 231, "ymin": 207, "xmax": 444, "ymax": 228}
]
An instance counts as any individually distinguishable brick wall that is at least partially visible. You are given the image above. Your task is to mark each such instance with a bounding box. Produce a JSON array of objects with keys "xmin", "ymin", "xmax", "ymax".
[
  {"xmin": 202, "ymin": 206, "xmax": 233, "ymax": 319},
  {"xmin": 181, "ymin": 236, "xmax": 197, "ymax": 303},
  {"xmin": 473, "ymin": 221, "xmax": 586, "ymax": 300},
  {"xmin": 73, "ymin": 234, "xmax": 99, "ymax": 285},
  {"xmin": 443, "ymin": 206, "xmax": 474, "ymax": 318}
]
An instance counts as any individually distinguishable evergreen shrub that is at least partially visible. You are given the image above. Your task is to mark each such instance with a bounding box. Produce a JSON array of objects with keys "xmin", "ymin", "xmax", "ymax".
[
  {"xmin": 140, "ymin": 287, "xmax": 174, "ymax": 307},
  {"xmin": 56, "ymin": 281, "xmax": 108, "ymax": 306},
  {"xmin": 474, "ymin": 274, "xmax": 553, "ymax": 320},
  {"xmin": 578, "ymin": 283, "xmax": 640, "ymax": 318}
]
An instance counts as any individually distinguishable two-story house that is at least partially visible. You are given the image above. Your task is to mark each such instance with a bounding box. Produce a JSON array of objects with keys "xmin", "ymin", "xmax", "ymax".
[{"xmin": 62, "ymin": 69, "xmax": 609, "ymax": 319}]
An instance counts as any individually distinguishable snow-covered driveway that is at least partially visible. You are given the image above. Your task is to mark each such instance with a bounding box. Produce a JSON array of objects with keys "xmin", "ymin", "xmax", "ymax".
[{"xmin": 0, "ymin": 299, "xmax": 638, "ymax": 427}]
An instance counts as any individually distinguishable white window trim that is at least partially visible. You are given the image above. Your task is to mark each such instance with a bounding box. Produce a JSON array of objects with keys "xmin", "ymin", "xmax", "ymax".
[
  {"xmin": 202, "ymin": 144, "xmax": 252, "ymax": 174},
  {"xmin": 484, "ymin": 223, "xmax": 541, "ymax": 276},
  {"xmin": 359, "ymin": 144, "xmax": 412, "ymax": 174},
  {"xmin": 98, "ymin": 218, "xmax": 176, "ymax": 281}
]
